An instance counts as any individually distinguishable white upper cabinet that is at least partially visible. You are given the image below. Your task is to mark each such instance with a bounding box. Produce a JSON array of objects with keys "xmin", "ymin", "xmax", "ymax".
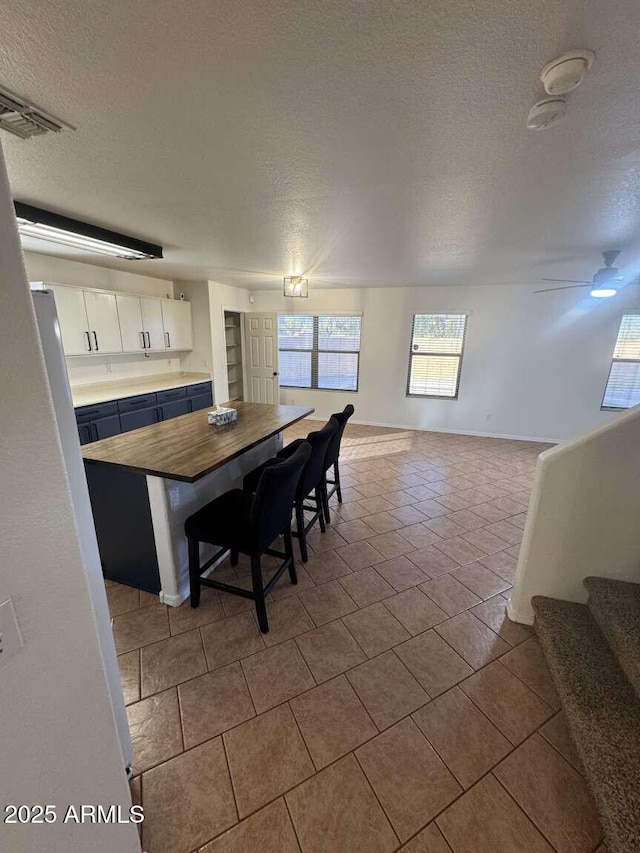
[
  {"xmin": 43, "ymin": 284, "xmax": 193, "ymax": 356},
  {"xmin": 141, "ymin": 297, "xmax": 166, "ymax": 351},
  {"xmin": 161, "ymin": 299, "xmax": 193, "ymax": 351},
  {"xmin": 82, "ymin": 290, "xmax": 123, "ymax": 354},
  {"xmin": 48, "ymin": 284, "xmax": 93, "ymax": 355}
]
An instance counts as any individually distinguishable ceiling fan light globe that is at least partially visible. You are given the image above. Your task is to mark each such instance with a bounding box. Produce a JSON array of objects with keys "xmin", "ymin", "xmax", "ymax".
[{"xmin": 590, "ymin": 287, "xmax": 617, "ymax": 298}]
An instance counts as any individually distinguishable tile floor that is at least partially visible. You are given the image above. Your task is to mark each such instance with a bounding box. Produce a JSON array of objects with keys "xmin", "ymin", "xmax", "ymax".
[{"xmin": 107, "ymin": 422, "xmax": 606, "ymax": 853}]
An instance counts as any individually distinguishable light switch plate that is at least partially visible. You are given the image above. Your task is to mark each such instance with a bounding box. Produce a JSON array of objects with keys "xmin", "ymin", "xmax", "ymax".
[{"xmin": 0, "ymin": 598, "xmax": 24, "ymax": 664}]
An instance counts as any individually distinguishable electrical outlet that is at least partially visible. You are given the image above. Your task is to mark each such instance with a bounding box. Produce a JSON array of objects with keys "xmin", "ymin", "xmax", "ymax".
[
  {"xmin": 0, "ymin": 599, "xmax": 24, "ymax": 665},
  {"xmin": 169, "ymin": 486, "xmax": 180, "ymax": 510}
]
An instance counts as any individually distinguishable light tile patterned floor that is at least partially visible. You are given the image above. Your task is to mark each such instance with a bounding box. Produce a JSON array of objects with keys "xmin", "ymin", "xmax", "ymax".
[{"xmin": 108, "ymin": 422, "xmax": 606, "ymax": 853}]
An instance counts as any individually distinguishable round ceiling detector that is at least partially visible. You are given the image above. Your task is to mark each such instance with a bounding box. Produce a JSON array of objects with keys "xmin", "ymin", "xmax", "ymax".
[
  {"xmin": 540, "ymin": 50, "xmax": 595, "ymax": 95},
  {"xmin": 526, "ymin": 97, "xmax": 567, "ymax": 131}
]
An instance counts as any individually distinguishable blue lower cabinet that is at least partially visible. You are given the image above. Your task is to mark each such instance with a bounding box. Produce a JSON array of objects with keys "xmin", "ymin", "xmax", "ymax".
[
  {"xmin": 92, "ymin": 414, "xmax": 122, "ymax": 441},
  {"xmin": 78, "ymin": 423, "xmax": 94, "ymax": 445},
  {"xmin": 120, "ymin": 407, "xmax": 159, "ymax": 433},
  {"xmin": 189, "ymin": 391, "xmax": 213, "ymax": 412},
  {"xmin": 158, "ymin": 398, "xmax": 190, "ymax": 420}
]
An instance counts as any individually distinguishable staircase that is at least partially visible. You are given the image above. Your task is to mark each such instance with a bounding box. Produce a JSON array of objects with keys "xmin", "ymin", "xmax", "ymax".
[{"xmin": 533, "ymin": 578, "xmax": 640, "ymax": 853}]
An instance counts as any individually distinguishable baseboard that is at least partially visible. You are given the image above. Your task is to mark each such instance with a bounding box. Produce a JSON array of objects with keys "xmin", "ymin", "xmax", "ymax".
[
  {"xmin": 506, "ymin": 599, "xmax": 535, "ymax": 626},
  {"xmin": 159, "ymin": 549, "xmax": 230, "ymax": 608},
  {"xmin": 302, "ymin": 414, "xmax": 559, "ymax": 445}
]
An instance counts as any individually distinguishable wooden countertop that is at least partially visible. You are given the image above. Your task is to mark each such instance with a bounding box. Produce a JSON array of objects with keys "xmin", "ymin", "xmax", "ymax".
[
  {"xmin": 82, "ymin": 401, "xmax": 314, "ymax": 482},
  {"xmin": 72, "ymin": 372, "xmax": 212, "ymax": 408}
]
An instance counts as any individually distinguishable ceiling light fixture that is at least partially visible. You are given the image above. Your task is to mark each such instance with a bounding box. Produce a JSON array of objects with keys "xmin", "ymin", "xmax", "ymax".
[
  {"xmin": 590, "ymin": 287, "xmax": 617, "ymax": 299},
  {"xmin": 13, "ymin": 202, "xmax": 163, "ymax": 260},
  {"xmin": 283, "ymin": 275, "xmax": 309, "ymax": 298}
]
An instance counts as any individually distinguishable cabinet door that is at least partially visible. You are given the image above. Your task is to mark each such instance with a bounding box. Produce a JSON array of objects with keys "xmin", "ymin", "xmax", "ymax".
[
  {"xmin": 49, "ymin": 285, "xmax": 91, "ymax": 355},
  {"xmin": 141, "ymin": 298, "xmax": 165, "ymax": 351},
  {"xmin": 77, "ymin": 423, "xmax": 93, "ymax": 445},
  {"xmin": 83, "ymin": 290, "xmax": 123, "ymax": 354},
  {"xmin": 161, "ymin": 300, "xmax": 193, "ymax": 351},
  {"xmin": 92, "ymin": 414, "xmax": 122, "ymax": 441},
  {"xmin": 120, "ymin": 408, "xmax": 158, "ymax": 434},
  {"xmin": 189, "ymin": 391, "xmax": 213, "ymax": 412},
  {"xmin": 116, "ymin": 294, "xmax": 145, "ymax": 353},
  {"xmin": 158, "ymin": 398, "xmax": 190, "ymax": 421}
]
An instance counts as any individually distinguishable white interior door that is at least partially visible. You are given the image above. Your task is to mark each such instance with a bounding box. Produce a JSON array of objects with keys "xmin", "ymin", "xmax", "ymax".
[
  {"xmin": 83, "ymin": 290, "xmax": 123, "ymax": 354},
  {"xmin": 161, "ymin": 300, "xmax": 193, "ymax": 351},
  {"xmin": 115, "ymin": 294, "xmax": 145, "ymax": 353},
  {"xmin": 48, "ymin": 285, "xmax": 91, "ymax": 355},
  {"xmin": 141, "ymin": 297, "xmax": 165, "ymax": 351},
  {"xmin": 245, "ymin": 313, "xmax": 279, "ymax": 403}
]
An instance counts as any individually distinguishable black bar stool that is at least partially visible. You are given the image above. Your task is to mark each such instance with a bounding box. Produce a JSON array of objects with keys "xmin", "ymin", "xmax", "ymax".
[
  {"xmin": 184, "ymin": 441, "xmax": 310, "ymax": 633},
  {"xmin": 323, "ymin": 404, "xmax": 355, "ymax": 523},
  {"xmin": 243, "ymin": 418, "xmax": 338, "ymax": 563}
]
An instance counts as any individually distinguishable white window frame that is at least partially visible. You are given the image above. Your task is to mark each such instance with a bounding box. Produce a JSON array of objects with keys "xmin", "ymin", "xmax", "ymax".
[
  {"xmin": 601, "ymin": 313, "xmax": 640, "ymax": 411},
  {"xmin": 406, "ymin": 313, "xmax": 468, "ymax": 400},
  {"xmin": 278, "ymin": 314, "xmax": 362, "ymax": 392}
]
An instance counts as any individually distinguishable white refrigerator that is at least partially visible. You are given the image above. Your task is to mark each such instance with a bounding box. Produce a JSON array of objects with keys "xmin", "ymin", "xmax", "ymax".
[{"xmin": 31, "ymin": 287, "xmax": 133, "ymax": 770}]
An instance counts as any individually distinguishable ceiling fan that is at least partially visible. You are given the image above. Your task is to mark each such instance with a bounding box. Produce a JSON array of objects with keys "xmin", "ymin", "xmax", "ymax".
[{"xmin": 535, "ymin": 250, "xmax": 623, "ymax": 297}]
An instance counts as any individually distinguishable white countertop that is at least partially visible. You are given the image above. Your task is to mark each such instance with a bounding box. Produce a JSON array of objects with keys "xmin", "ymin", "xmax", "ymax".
[{"xmin": 71, "ymin": 372, "xmax": 212, "ymax": 407}]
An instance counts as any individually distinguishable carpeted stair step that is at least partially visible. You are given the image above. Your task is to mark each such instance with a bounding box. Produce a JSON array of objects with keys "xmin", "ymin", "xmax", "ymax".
[
  {"xmin": 532, "ymin": 595, "xmax": 640, "ymax": 853},
  {"xmin": 584, "ymin": 576, "xmax": 640, "ymax": 699}
]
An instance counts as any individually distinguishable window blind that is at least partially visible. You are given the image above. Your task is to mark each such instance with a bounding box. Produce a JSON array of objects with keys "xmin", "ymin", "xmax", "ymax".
[
  {"xmin": 602, "ymin": 315, "xmax": 640, "ymax": 410},
  {"xmin": 407, "ymin": 313, "xmax": 467, "ymax": 398},
  {"xmin": 278, "ymin": 314, "xmax": 361, "ymax": 390}
]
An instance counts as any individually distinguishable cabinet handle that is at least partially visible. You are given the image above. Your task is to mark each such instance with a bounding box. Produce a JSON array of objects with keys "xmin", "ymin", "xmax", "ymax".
[
  {"xmin": 145, "ymin": 331, "xmax": 151, "ymax": 349},
  {"xmin": 93, "ymin": 331, "xmax": 99, "ymax": 351},
  {"xmin": 85, "ymin": 331, "xmax": 92, "ymax": 352},
  {"xmin": 165, "ymin": 331, "xmax": 171, "ymax": 348},
  {"xmin": 140, "ymin": 331, "xmax": 146, "ymax": 349}
]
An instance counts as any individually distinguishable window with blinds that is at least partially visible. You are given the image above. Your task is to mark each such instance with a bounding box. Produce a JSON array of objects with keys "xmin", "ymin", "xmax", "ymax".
[
  {"xmin": 602, "ymin": 315, "xmax": 640, "ymax": 410},
  {"xmin": 407, "ymin": 313, "xmax": 468, "ymax": 398},
  {"xmin": 278, "ymin": 314, "xmax": 362, "ymax": 391}
]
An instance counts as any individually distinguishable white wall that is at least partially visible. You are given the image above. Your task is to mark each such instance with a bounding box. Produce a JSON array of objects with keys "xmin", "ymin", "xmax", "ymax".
[
  {"xmin": 24, "ymin": 251, "xmax": 181, "ymax": 386},
  {"xmin": 173, "ymin": 280, "xmax": 213, "ymax": 376},
  {"xmin": 0, "ymin": 149, "xmax": 140, "ymax": 852},
  {"xmin": 509, "ymin": 403, "xmax": 640, "ymax": 624},
  {"xmin": 252, "ymin": 283, "xmax": 640, "ymax": 442},
  {"xmin": 207, "ymin": 281, "xmax": 251, "ymax": 404}
]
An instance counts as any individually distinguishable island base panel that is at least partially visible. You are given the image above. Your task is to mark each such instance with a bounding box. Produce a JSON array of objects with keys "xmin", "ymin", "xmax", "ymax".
[{"xmin": 85, "ymin": 462, "xmax": 161, "ymax": 593}]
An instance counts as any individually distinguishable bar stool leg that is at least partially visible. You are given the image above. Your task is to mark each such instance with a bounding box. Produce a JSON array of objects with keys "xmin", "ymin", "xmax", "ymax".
[
  {"xmin": 284, "ymin": 526, "xmax": 297, "ymax": 585},
  {"xmin": 230, "ymin": 549, "xmax": 239, "ymax": 567},
  {"xmin": 295, "ymin": 501, "xmax": 309, "ymax": 563},
  {"xmin": 334, "ymin": 460, "xmax": 343, "ymax": 502},
  {"xmin": 315, "ymin": 486, "xmax": 326, "ymax": 533},
  {"xmin": 250, "ymin": 554, "xmax": 269, "ymax": 633},
  {"xmin": 321, "ymin": 476, "xmax": 331, "ymax": 525},
  {"xmin": 188, "ymin": 538, "xmax": 201, "ymax": 608}
]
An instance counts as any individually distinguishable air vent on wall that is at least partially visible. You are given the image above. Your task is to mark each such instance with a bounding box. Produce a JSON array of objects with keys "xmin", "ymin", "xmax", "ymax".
[{"xmin": 0, "ymin": 85, "xmax": 73, "ymax": 140}]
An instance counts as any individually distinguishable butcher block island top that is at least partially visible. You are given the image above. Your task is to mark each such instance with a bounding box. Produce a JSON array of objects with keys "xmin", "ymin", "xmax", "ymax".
[{"xmin": 82, "ymin": 401, "xmax": 314, "ymax": 482}]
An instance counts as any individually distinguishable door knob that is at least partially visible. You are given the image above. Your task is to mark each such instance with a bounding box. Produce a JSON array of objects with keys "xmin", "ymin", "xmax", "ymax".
[{"xmin": 273, "ymin": 371, "xmax": 278, "ymax": 376}]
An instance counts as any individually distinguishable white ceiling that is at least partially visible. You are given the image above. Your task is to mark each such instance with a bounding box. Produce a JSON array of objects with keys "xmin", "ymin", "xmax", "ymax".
[{"xmin": 2, "ymin": 0, "xmax": 640, "ymax": 290}]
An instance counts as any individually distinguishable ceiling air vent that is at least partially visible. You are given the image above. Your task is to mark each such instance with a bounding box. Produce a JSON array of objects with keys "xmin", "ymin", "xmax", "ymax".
[{"xmin": 0, "ymin": 85, "xmax": 73, "ymax": 140}]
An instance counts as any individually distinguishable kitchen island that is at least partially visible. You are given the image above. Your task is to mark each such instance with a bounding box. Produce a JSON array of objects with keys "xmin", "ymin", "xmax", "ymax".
[{"xmin": 82, "ymin": 401, "xmax": 314, "ymax": 604}]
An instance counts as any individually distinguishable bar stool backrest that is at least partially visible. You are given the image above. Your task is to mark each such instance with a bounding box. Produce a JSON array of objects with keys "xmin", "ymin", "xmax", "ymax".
[
  {"xmin": 325, "ymin": 404, "xmax": 354, "ymax": 469},
  {"xmin": 299, "ymin": 418, "xmax": 339, "ymax": 497},
  {"xmin": 250, "ymin": 441, "xmax": 311, "ymax": 550}
]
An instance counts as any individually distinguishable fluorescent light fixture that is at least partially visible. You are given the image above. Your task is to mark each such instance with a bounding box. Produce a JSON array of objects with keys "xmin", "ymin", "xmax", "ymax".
[
  {"xmin": 13, "ymin": 202, "xmax": 163, "ymax": 260},
  {"xmin": 283, "ymin": 275, "xmax": 309, "ymax": 298},
  {"xmin": 590, "ymin": 287, "xmax": 617, "ymax": 298}
]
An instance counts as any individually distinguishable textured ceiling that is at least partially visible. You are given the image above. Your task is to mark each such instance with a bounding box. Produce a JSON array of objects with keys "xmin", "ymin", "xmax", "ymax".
[{"xmin": 2, "ymin": 0, "xmax": 640, "ymax": 289}]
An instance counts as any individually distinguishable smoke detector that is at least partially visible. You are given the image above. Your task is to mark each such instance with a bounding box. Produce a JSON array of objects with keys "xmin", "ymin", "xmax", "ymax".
[
  {"xmin": 540, "ymin": 50, "xmax": 595, "ymax": 95},
  {"xmin": 526, "ymin": 97, "xmax": 567, "ymax": 131}
]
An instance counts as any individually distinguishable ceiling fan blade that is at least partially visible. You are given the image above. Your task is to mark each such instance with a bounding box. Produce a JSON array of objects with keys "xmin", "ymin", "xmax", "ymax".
[
  {"xmin": 541, "ymin": 278, "xmax": 591, "ymax": 284},
  {"xmin": 534, "ymin": 284, "xmax": 591, "ymax": 294}
]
